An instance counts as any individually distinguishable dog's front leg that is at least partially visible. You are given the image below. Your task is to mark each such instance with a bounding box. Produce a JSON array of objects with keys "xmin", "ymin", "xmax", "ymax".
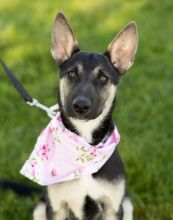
[{"xmin": 33, "ymin": 202, "xmax": 47, "ymax": 220}]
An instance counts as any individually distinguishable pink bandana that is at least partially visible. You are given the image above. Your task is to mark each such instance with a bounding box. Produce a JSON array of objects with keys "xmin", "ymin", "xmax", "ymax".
[{"xmin": 20, "ymin": 105, "xmax": 120, "ymax": 186}]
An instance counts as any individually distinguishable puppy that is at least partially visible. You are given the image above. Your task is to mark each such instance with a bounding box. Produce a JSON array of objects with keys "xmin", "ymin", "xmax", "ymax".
[{"xmin": 33, "ymin": 12, "xmax": 138, "ymax": 220}]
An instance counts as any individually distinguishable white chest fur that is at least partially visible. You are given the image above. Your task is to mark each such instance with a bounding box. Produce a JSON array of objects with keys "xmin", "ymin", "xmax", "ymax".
[{"xmin": 48, "ymin": 175, "xmax": 125, "ymax": 219}]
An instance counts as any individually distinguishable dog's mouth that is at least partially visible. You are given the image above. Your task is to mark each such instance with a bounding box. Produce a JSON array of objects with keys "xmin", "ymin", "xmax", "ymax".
[
  {"xmin": 65, "ymin": 108, "xmax": 102, "ymax": 121},
  {"xmin": 62, "ymin": 103, "xmax": 103, "ymax": 121}
]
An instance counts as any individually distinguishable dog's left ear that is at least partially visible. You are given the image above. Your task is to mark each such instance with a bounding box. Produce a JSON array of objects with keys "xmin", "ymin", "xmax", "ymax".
[
  {"xmin": 107, "ymin": 22, "xmax": 138, "ymax": 74},
  {"xmin": 51, "ymin": 12, "xmax": 79, "ymax": 65}
]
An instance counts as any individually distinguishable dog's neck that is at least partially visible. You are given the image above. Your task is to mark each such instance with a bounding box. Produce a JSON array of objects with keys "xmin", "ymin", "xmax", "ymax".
[{"xmin": 59, "ymin": 99, "xmax": 116, "ymax": 145}]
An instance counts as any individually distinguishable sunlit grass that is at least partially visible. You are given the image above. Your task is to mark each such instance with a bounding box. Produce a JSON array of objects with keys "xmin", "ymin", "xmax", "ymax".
[{"xmin": 0, "ymin": 0, "xmax": 173, "ymax": 219}]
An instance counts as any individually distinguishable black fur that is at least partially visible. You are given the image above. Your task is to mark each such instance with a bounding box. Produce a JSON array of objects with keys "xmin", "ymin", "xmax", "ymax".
[
  {"xmin": 83, "ymin": 195, "xmax": 103, "ymax": 220},
  {"xmin": 93, "ymin": 148, "xmax": 125, "ymax": 181}
]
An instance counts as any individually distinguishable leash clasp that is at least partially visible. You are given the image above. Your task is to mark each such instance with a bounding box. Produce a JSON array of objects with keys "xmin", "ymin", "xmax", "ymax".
[{"xmin": 27, "ymin": 98, "xmax": 56, "ymax": 118}]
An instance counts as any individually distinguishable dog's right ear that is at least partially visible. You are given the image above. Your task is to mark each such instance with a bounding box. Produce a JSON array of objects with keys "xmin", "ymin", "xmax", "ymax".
[
  {"xmin": 51, "ymin": 12, "xmax": 79, "ymax": 65},
  {"xmin": 107, "ymin": 22, "xmax": 138, "ymax": 74}
]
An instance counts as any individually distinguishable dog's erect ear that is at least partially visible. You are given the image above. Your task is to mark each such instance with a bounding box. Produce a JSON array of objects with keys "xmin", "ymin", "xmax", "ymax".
[
  {"xmin": 51, "ymin": 12, "xmax": 79, "ymax": 65},
  {"xmin": 107, "ymin": 22, "xmax": 138, "ymax": 74}
]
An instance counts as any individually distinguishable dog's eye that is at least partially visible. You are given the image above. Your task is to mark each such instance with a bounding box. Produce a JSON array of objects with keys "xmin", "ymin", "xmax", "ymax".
[
  {"xmin": 67, "ymin": 70, "xmax": 78, "ymax": 79},
  {"xmin": 97, "ymin": 73, "xmax": 109, "ymax": 84}
]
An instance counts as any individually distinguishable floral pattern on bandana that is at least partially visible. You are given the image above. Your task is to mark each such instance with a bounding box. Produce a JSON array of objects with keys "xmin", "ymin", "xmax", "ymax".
[{"xmin": 20, "ymin": 105, "xmax": 120, "ymax": 186}]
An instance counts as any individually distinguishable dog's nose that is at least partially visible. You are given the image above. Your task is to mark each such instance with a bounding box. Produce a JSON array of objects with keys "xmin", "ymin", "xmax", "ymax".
[{"xmin": 72, "ymin": 96, "xmax": 91, "ymax": 115}]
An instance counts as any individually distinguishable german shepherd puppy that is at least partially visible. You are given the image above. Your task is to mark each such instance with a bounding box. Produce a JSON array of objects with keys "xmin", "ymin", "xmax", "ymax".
[{"xmin": 32, "ymin": 12, "xmax": 138, "ymax": 220}]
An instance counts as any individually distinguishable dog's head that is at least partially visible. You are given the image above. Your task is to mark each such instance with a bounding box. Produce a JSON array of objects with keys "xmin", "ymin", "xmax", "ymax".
[{"xmin": 51, "ymin": 13, "xmax": 138, "ymax": 121}]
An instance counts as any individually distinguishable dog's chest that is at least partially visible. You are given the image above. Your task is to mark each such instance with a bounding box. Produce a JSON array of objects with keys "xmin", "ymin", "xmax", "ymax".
[{"xmin": 48, "ymin": 175, "xmax": 125, "ymax": 219}]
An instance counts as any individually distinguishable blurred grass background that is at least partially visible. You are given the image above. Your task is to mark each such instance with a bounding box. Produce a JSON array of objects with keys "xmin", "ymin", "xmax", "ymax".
[{"xmin": 0, "ymin": 0, "xmax": 173, "ymax": 219}]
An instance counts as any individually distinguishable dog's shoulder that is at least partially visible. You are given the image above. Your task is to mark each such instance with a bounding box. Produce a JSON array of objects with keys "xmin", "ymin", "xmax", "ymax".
[{"xmin": 93, "ymin": 148, "xmax": 125, "ymax": 181}]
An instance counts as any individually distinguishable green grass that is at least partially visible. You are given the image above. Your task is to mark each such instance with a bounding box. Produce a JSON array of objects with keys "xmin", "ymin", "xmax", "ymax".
[{"xmin": 0, "ymin": 0, "xmax": 173, "ymax": 219}]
